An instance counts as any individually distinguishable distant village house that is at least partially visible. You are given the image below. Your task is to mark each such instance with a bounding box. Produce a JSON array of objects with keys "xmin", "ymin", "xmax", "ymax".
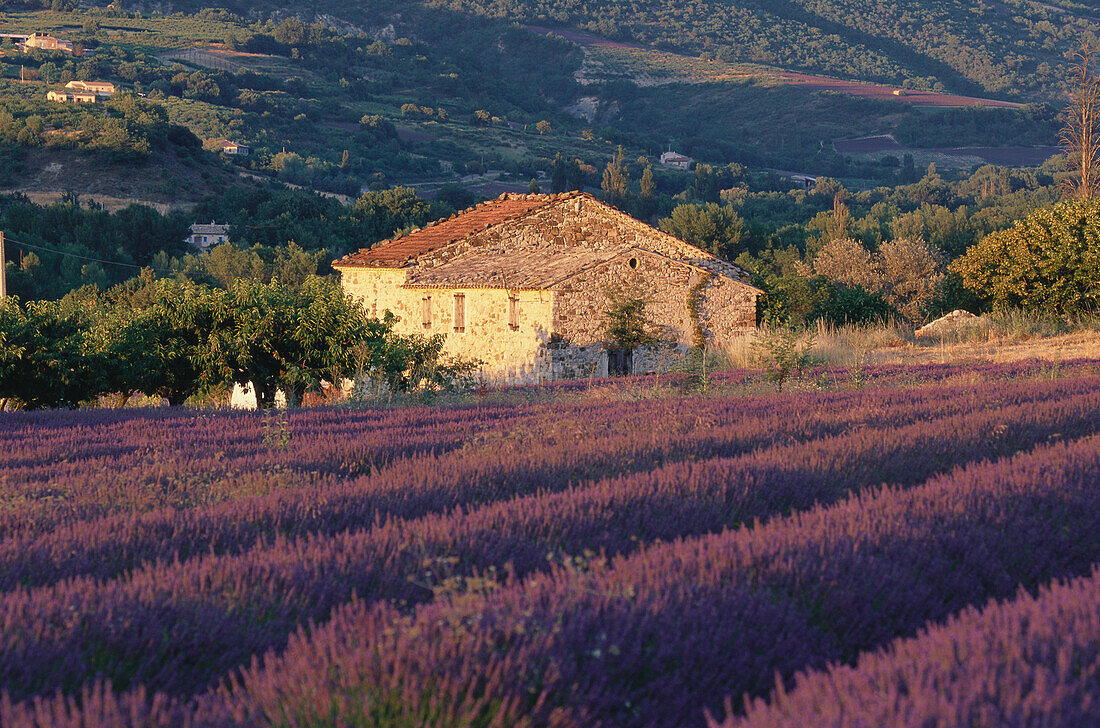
[
  {"xmin": 216, "ymin": 139, "xmax": 250, "ymax": 156},
  {"xmin": 186, "ymin": 222, "xmax": 230, "ymax": 250},
  {"xmin": 46, "ymin": 89, "xmax": 96, "ymax": 104},
  {"xmin": 660, "ymin": 151, "xmax": 694, "ymax": 170},
  {"xmin": 22, "ymin": 33, "xmax": 73, "ymax": 54},
  {"xmin": 65, "ymin": 80, "xmax": 116, "ymax": 97},
  {"xmin": 335, "ymin": 192, "xmax": 760, "ymax": 384}
]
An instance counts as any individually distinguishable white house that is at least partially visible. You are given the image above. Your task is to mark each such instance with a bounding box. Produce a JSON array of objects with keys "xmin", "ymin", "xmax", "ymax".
[
  {"xmin": 660, "ymin": 151, "xmax": 694, "ymax": 170},
  {"xmin": 186, "ymin": 222, "xmax": 230, "ymax": 250}
]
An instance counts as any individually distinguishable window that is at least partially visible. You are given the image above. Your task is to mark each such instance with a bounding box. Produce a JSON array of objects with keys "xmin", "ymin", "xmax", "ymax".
[
  {"xmin": 421, "ymin": 296, "xmax": 432, "ymax": 328},
  {"xmin": 453, "ymin": 293, "xmax": 465, "ymax": 332},
  {"xmin": 508, "ymin": 295, "xmax": 519, "ymax": 330}
]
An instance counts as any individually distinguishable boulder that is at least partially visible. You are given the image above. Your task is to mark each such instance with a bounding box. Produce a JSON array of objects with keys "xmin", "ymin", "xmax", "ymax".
[{"xmin": 915, "ymin": 309, "xmax": 987, "ymax": 339}]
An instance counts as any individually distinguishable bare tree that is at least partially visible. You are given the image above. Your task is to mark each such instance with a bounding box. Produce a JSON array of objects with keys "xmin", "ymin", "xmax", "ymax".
[{"xmin": 1061, "ymin": 41, "xmax": 1100, "ymax": 199}]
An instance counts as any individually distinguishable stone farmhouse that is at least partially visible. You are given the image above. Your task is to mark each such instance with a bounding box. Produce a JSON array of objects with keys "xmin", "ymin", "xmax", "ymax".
[
  {"xmin": 216, "ymin": 139, "xmax": 250, "ymax": 156},
  {"xmin": 65, "ymin": 80, "xmax": 116, "ymax": 97},
  {"xmin": 334, "ymin": 192, "xmax": 760, "ymax": 383},
  {"xmin": 186, "ymin": 222, "xmax": 230, "ymax": 250},
  {"xmin": 22, "ymin": 33, "xmax": 74, "ymax": 53},
  {"xmin": 660, "ymin": 151, "xmax": 694, "ymax": 170},
  {"xmin": 46, "ymin": 89, "xmax": 96, "ymax": 104}
]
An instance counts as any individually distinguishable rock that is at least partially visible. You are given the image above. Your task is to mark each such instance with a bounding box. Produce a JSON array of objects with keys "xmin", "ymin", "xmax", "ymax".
[{"xmin": 915, "ymin": 309, "xmax": 987, "ymax": 339}]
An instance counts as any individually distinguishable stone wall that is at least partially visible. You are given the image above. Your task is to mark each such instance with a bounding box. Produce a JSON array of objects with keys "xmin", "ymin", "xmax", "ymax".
[
  {"xmin": 552, "ymin": 248, "xmax": 698, "ymax": 347},
  {"xmin": 340, "ymin": 268, "xmax": 556, "ymax": 383}
]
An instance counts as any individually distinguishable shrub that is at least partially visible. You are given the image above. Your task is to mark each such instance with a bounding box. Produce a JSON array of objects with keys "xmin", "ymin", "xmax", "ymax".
[{"xmin": 751, "ymin": 323, "xmax": 815, "ymax": 391}]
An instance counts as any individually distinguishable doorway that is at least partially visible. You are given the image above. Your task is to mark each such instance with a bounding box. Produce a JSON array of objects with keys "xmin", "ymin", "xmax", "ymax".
[{"xmin": 608, "ymin": 347, "xmax": 633, "ymax": 376}]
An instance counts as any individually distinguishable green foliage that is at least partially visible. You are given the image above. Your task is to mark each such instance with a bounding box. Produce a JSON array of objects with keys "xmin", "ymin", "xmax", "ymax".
[
  {"xmin": 751, "ymin": 323, "xmax": 815, "ymax": 392},
  {"xmin": 951, "ymin": 198, "xmax": 1100, "ymax": 313},
  {"xmin": 87, "ymin": 275, "xmax": 225, "ymax": 406},
  {"xmin": 810, "ymin": 282, "xmax": 896, "ymax": 326},
  {"xmin": 0, "ymin": 295, "xmax": 100, "ymax": 409},
  {"xmin": 0, "ymin": 273, "xmax": 402, "ymax": 410},
  {"xmin": 658, "ymin": 202, "xmax": 745, "ymax": 257},
  {"xmin": 601, "ymin": 287, "xmax": 667, "ymax": 350},
  {"xmin": 361, "ymin": 320, "xmax": 480, "ymax": 396},
  {"xmin": 213, "ymin": 276, "xmax": 389, "ymax": 408}
]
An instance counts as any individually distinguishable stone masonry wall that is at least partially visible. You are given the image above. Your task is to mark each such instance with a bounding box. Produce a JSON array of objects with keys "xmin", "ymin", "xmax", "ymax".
[{"xmin": 340, "ymin": 268, "xmax": 556, "ymax": 384}]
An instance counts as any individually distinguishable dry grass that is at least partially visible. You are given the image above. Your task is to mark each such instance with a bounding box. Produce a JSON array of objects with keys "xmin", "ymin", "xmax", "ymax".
[{"xmin": 723, "ymin": 312, "xmax": 1100, "ymax": 369}]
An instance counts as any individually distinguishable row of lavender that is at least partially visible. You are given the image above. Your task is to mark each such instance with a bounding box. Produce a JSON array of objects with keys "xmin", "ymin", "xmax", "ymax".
[
  {"xmin": 0, "ymin": 378, "xmax": 1094, "ymax": 724},
  {"xmin": 0, "ymin": 374, "xmax": 1086, "ymax": 578},
  {"xmin": 4, "ymin": 409, "xmax": 1100, "ymax": 726},
  {"xmin": 157, "ymin": 430, "xmax": 1097, "ymax": 728},
  {"xmin": 0, "ymin": 383, "xmax": 1094, "ymax": 703},
  {"xmin": 3, "ymin": 357, "xmax": 1094, "ymax": 502},
  {"xmin": 721, "ymin": 564, "xmax": 1100, "ymax": 727}
]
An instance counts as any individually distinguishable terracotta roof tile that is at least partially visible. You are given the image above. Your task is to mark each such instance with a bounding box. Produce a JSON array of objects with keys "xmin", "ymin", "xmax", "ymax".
[{"xmin": 334, "ymin": 193, "xmax": 568, "ymax": 268}]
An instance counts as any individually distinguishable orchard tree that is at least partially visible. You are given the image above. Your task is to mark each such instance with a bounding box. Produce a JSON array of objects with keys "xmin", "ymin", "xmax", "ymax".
[
  {"xmin": 0, "ymin": 297, "xmax": 101, "ymax": 410},
  {"xmin": 658, "ymin": 202, "xmax": 746, "ymax": 258},
  {"xmin": 601, "ymin": 146, "xmax": 629, "ymax": 206},
  {"xmin": 217, "ymin": 277, "xmax": 388, "ymax": 408},
  {"xmin": 951, "ymin": 198, "xmax": 1100, "ymax": 313},
  {"xmin": 92, "ymin": 279, "xmax": 229, "ymax": 406}
]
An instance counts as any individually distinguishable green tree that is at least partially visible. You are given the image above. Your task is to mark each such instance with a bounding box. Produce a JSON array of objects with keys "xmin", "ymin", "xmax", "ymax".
[
  {"xmin": 951, "ymin": 198, "xmax": 1100, "ymax": 313},
  {"xmin": 640, "ymin": 165, "xmax": 656, "ymax": 199},
  {"xmin": 364, "ymin": 318, "xmax": 479, "ymax": 395},
  {"xmin": 658, "ymin": 202, "xmax": 746, "ymax": 257},
  {"xmin": 551, "ymin": 153, "xmax": 568, "ymax": 193},
  {"xmin": 0, "ymin": 297, "xmax": 101, "ymax": 409},
  {"xmin": 601, "ymin": 146, "xmax": 629, "ymax": 206},
  {"xmin": 216, "ymin": 277, "xmax": 388, "ymax": 408},
  {"xmin": 602, "ymin": 287, "xmax": 667, "ymax": 351}
]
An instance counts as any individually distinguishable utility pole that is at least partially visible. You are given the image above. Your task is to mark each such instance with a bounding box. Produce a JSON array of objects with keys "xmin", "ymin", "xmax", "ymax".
[{"xmin": 0, "ymin": 230, "xmax": 6, "ymax": 300}]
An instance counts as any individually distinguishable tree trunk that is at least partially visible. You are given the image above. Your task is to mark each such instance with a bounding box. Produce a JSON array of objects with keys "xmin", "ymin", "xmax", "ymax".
[{"xmin": 283, "ymin": 382, "xmax": 305, "ymax": 409}]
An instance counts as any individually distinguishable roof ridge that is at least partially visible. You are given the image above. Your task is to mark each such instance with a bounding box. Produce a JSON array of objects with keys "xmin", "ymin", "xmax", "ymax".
[{"xmin": 337, "ymin": 192, "xmax": 590, "ymax": 266}]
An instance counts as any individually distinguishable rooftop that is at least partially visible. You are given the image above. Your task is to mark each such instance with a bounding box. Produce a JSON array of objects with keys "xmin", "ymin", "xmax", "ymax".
[
  {"xmin": 335, "ymin": 193, "xmax": 575, "ymax": 268},
  {"xmin": 190, "ymin": 222, "xmax": 230, "ymax": 235}
]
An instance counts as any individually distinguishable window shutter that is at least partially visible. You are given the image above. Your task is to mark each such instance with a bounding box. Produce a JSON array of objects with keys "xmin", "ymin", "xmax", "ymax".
[
  {"xmin": 454, "ymin": 293, "xmax": 465, "ymax": 332},
  {"xmin": 508, "ymin": 295, "xmax": 519, "ymax": 330},
  {"xmin": 421, "ymin": 296, "xmax": 432, "ymax": 328}
]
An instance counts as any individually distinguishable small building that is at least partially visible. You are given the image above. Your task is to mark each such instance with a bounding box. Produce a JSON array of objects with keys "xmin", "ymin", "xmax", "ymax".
[
  {"xmin": 46, "ymin": 89, "xmax": 96, "ymax": 104},
  {"xmin": 789, "ymin": 173, "xmax": 818, "ymax": 188},
  {"xmin": 65, "ymin": 80, "xmax": 115, "ymax": 97},
  {"xmin": 334, "ymin": 192, "xmax": 760, "ymax": 384},
  {"xmin": 660, "ymin": 151, "xmax": 694, "ymax": 170},
  {"xmin": 186, "ymin": 222, "xmax": 230, "ymax": 250},
  {"xmin": 217, "ymin": 139, "xmax": 250, "ymax": 156},
  {"xmin": 22, "ymin": 33, "xmax": 73, "ymax": 54}
]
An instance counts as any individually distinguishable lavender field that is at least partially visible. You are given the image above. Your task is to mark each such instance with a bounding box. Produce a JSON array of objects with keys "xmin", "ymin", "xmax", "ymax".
[{"xmin": 1, "ymin": 359, "xmax": 1099, "ymax": 728}]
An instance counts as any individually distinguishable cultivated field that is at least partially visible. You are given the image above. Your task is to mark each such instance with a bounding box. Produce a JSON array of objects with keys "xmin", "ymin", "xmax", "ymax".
[{"xmin": 1, "ymin": 359, "xmax": 1099, "ymax": 726}]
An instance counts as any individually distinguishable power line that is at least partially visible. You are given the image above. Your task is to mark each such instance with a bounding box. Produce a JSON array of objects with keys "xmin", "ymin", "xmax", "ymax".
[{"xmin": 1, "ymin": 233, "xmax": 176, "ymax": 273}]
